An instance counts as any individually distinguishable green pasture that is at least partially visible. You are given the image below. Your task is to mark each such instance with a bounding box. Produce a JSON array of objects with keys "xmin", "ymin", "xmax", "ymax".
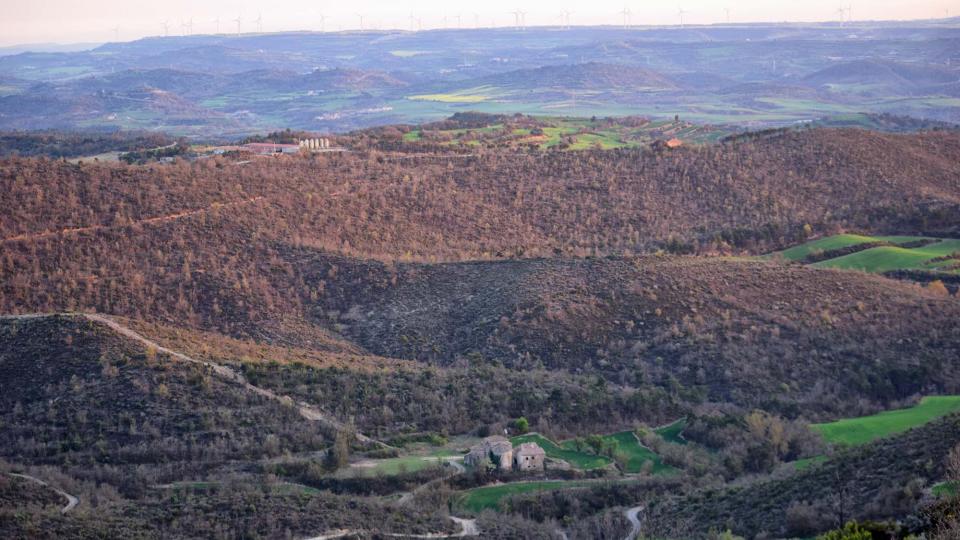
[
  {"xmin": 812, "ymin": 239, "xmax": 960, "ymax": 273},
  {"xmin": 604, "ymin": 431, "xmax": 675, "ymax": 474},
  {"xmin": 773, "ymin": 234, "xmax": 928, "ymax": 261},
  {"xmin": 812, "ymin": 396, "xmax": 960, "ymax": 446}
]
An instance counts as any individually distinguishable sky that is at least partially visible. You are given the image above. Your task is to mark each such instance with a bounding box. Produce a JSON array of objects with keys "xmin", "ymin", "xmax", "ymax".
[{"xmin": 0, "ymin": 0, "xmax": 954, "ymax": 46}]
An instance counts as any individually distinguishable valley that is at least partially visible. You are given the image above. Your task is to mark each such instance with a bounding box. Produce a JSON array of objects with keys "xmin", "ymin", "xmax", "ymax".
[{"xmin": 1, "ymin": 12, "xmax": 959, "ymax": 538}]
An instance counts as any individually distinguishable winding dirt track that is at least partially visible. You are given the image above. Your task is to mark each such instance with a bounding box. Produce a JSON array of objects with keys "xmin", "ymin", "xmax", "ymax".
[
  {"xmin": 0, "ymin": 312, "xmax": 385, "ymax": 447},
  {"xmin": 624, "ymin": 505, "xmax": 643, "ymax": 540},
  {"xmin": 1, "ymin": 313, "xmax": 479, "ymax": 537},
  {"xmin": 8, "ymin": 473, "xmax": 79, "ymax": 514},
  {"xmin": 82, "ymin": 313, "xmax": 386, "ymax": 447}
]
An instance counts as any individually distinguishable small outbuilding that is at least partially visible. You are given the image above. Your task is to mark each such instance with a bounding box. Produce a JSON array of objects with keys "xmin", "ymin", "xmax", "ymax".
[{"xmin": 513, "ymin": 442, "xmax": 546, "ymax": 471}]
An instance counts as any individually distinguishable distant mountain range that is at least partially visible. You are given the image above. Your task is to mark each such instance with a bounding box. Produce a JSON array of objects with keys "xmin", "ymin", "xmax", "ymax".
[{"xmin": 0, "ymin": 22, "xmax": 957, "ymax": 134}]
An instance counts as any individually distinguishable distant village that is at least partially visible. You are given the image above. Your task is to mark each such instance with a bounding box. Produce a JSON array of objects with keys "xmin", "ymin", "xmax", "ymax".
[{"xmin": 210, "ymin": 137, "xmax": 341, "ymax": 157}]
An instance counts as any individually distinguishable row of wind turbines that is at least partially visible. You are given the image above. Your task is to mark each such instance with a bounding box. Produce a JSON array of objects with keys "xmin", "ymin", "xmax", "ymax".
[
  {"xmin": 157, "ymin": 14, "xmax": 264, "ymax": 38},
  {"xmin": 103, "ymin": 3, "xmax": 955, "ymax": 41}
]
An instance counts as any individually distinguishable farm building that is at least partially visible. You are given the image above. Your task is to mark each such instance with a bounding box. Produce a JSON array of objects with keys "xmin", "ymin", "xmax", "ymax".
[
  {"xmin": 464, "ymin": 436, "xmax": 513, "ymax": 470},
  {"xmin": 464, "ymin": 437, "xmax": 545, "ymax": 472},
  {"xmin": 242, "ymin": 143, "xmax": 301, "ymax": 155},
  {"xmin": 513, "ymin": 442, "xmax": 546, "ymax": 471}
]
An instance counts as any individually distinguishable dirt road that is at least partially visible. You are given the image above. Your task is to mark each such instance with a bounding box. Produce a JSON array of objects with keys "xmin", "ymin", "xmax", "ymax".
[
  {"xmin": 302, "ymin": 516, "xmax": 479, "ymax": 539},
  {"xmin": 624, "ymin": 505, "xmax": 643, "ymax": 540},
  {"xmin": 9, "ymin": 473, "xmax": 79, "ymax": 514},
  {"xmin": 0, "ymin": 312, "xmax": 386, "ymax": 448}
]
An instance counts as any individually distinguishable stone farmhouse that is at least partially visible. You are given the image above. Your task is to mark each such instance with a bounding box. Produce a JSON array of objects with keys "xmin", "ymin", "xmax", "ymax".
[
  {"xmin": 464, "ymin": 436, "xmax": 545, "ymax": 471},
  {"xmin": 513, "ymin": 442, "xmax": 546, "ymax": 471}
]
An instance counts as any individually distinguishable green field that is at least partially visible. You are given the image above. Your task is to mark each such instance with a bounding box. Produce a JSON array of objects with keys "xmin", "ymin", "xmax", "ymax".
[
  {"xmin": 654, "ymin": 418, "xmax": 688, "ymax": 445},
  {"xmin": 812, "ymin": 396, "xmax": 960, "ymax": 446},
  {"xmin": 395, "ymin": 115, "xmax": 734, "ymax": 151},
  {"xmin": 458, "ymin": 480, "xmax": 610, "ymax": 512},
  {"xmin": 774, "ymin": 234, "xmax": 921, "ymax": 261},
  {"xmin": 771, "ymin": 234, "xmax": 959, "ymax": 274},
  {"xmin": 603, "ymin": 431, "xmax": 675, "ymax": 474},
  {"xmin": 812, "ymin": 239, "xmax": 960, "ymax": 273},
  {"xmin": 336, "ymin": 450, "xmax": 461, "ymax": 478},
  {"xmin": 510, "ymin": 433, "xmax": 612, "ymax": 470}
]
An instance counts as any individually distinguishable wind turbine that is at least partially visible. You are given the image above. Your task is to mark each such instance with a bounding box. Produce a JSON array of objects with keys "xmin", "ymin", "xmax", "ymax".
[
  {"xmin": 356, "ymin": 13, "xmax": 365, "ymax": 31},
  {"xmin": 678, "ymin": 7, "xmax": 689, "ymax": 28},
  {"xmin": 409, "ymin": 12, "xmax": 417, "ymax": 31},
  {"xmin": 181, "ymin": 17, "xmax": 194, "ymax": 36},
  {"xmin": 110, "ymin": 25, "xmax": 120, "ymax": 42},
  {"xmin": 510, "ymin": 9, "xmax": 526, "ymax": 30},
  {"xmin": 619, "ymin": 7, "xmax": 631, "ymax": 29},
  {"xmin": 161, "ymin": 20, "xmax": 170, "ymax": 37},
  {"xmin": 724, "ymin": 7, "xmax": 731, "ymax": 23},
  {"xmin": 474, "ymin": 13, "xmax": 480, "ymax": 28},
  {"xmin": 317, "ymin": 13, "xmax": 326, "ymax": 32},
  {"xmin": 456, "ymin": 13, "xmax": 462, "ymax": 28},
  {"xmin": 561, "ymin": 10, "xmax": 573, "ymax": 29},
  {"xmin": 254, "ymin": 13, "xmax": 263, "ymax": 33},
  {"xmin": 212, "ymin": 17, "xmax": 221, "ymax": 34},
  {"xmin": 233, "ymin": 14, "xmax": 242, "ymax": 36},
  {"xmin": 835, "ymin": 6, "xmax": 847, "ymax": 25}
]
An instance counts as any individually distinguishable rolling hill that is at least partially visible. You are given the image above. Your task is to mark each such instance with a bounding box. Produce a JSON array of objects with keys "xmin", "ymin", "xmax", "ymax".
[
  {"xmin": 464, "ymin": 62, "xmax": 678, "ymax": 91},
  {"xmin": 802, "ymin": 59, "xmax": 958, "ymax": 94}
]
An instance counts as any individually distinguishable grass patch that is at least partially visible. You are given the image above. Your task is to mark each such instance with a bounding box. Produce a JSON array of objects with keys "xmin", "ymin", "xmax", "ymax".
[
  {"xmin": 511, "ymin": 433, "xmax": 612, "ymax": 470},
  {"xmin": 933, "ymin": 481, "xmax": 958, "ymax": 497},
  {"xmin": 812, "ymin": 396, "xmax": 960, "ymax": 446},
  {"xmin": 654, "ymin": 418, "xmax": 688, "ymax": 445},
  {"xmin": 337, "ymin": 450, "xmax": 460, "ymax": 478},
  {"xmin": 792, "ymin": 455, "xmax": 828, "ymax": 471}
]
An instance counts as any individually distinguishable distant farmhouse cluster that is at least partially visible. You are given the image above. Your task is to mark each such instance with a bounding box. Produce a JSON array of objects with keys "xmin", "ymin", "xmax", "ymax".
[
  {"xmin": 464, "ymin": 436, "xmax": 546, "ymax": 472},
  {"xmin": 210, "ymin": 138, "xmax": 338, "ymax": 157}
]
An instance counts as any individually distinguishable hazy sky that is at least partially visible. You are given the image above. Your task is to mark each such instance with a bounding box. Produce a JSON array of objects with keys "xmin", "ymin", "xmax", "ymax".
[{"xmin": 0, "ymin": 0, "xmax": 954, "ymax": 46}]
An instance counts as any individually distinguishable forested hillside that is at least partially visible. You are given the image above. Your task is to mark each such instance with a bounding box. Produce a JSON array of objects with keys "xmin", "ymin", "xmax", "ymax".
[{"xmin": 1, "ymin": 125, "xmax": 959, "ymax": 538}]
